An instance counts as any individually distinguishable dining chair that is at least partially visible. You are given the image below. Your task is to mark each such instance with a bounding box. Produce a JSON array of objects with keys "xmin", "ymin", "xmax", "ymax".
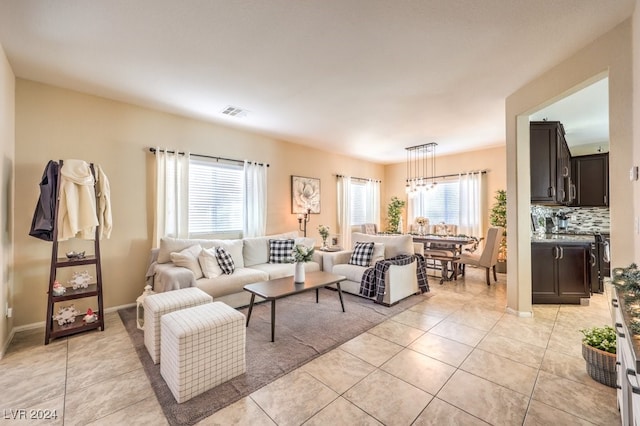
[{"xmin": 458, "ymin": 227, "xmax": 504, "ymax": 285}]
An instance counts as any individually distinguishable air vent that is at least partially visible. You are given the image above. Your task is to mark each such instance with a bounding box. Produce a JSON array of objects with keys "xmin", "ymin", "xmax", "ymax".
[{"xmin": 221, "ymin": 105, "xmax": 248, "ymax": 118}]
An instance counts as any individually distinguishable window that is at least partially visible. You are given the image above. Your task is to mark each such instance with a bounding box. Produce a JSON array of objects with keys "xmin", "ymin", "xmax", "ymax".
[
  {"xmin": 350, "ymin": 181, "xmax": 367, "ymax": 225},
  {"xmin": 410, "ymin": 180, "xmax": 460, "ymax": 224},
  {"xmin": 349, "ymin": 179, "xmax": 380, "ymax": 226},
  {"xmin": 188, "ymin": 158, "xmax": 243, "ymax": 236}
]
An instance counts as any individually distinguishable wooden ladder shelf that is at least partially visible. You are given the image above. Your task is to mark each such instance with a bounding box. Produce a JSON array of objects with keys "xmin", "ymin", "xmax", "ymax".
[{"xmin": 44, "ymin": 161, "xmax": 104, "ymax": 344}]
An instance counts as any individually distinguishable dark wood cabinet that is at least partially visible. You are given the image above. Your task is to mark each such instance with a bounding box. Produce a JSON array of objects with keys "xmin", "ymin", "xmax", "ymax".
[
  {"xmin": 530, "ymin": 121, "xmax": 573, "ymax": 205},
  {"xmin": 572, "ymin": 153, "xmax": 609, "ymax": 206},
  {"xmin": 532, "ymin": 242, "xmax": 590, "ymax": 304}
]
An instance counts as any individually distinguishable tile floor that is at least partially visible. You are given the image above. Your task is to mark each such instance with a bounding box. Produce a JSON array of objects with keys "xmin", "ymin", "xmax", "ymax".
[{"xmin": 1, "ymin": 267, "xmax": 620, "ymax": 425}]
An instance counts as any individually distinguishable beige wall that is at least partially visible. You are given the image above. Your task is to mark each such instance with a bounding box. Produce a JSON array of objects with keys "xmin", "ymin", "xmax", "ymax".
[
  {"xmin": 13, "ymin": 80, "xmax": 383, "ymax": 327},
  {"xmin": 383, "ymin": 146, "xmax": 506, "ymax": 234},
  {"xmin": 0, "ymin": 44, "xmax": 15, "ymax": 355},
  {"xmin": 634, "ymin": 3, "xmax": 640, "ymax": 257},
  {"xmin": 506, "ymin": 18, "xmax": 635, "ymax": 315}
]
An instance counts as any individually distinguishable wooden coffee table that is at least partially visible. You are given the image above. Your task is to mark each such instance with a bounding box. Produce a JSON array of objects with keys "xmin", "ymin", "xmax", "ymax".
[{"xmin": 244, "ymin": 271, "xmax": 347, "ymax": 342}]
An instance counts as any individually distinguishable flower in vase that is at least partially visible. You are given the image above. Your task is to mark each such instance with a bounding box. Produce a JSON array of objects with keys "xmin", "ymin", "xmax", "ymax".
[
  {"xmin": 291, "ymin": 244, "xmax": 314, "ymax": 263},
  {"xmin": 317, "ymin": 225, "xmax": 330, "ymax": 240}
]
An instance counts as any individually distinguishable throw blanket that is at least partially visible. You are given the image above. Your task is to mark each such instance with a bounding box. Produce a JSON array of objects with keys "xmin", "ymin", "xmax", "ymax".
[{"xmin": 360, "ymin": 254, "xmax": 430, "ymax": 303}]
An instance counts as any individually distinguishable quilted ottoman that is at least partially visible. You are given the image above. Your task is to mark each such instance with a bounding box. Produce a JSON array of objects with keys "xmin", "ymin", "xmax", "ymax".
[
  {"xmin": 160, "ymin": 302, "xmax": 246, "ymax": 403},
  {"xmin": 143, "ymin": 287, "xmax": 213, "ymax": 364}
]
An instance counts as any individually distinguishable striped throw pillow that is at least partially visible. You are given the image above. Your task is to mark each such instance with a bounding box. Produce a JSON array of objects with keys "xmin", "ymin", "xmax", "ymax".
[
  {"xmin": 215, "ymin": 246, "xmax": 236, "ymax": 275},
  {"xmin": 349, "ymin": 241, "xmax": 375, "ymax": 267},
  {"xmin": 269, "ymin": 239, "xmax": 295, "ymax": 263}
]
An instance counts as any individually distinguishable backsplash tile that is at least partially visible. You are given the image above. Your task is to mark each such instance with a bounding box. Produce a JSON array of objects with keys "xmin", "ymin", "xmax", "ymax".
[{"xmin": 531, "ymin": 205, "xmax": 610, "ymax": 235}]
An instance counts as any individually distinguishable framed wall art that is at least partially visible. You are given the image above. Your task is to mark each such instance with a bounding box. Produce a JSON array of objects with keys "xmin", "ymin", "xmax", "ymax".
[{"xmin": 291, "ymin": 175, "xmax": 320, "ymax": 214}]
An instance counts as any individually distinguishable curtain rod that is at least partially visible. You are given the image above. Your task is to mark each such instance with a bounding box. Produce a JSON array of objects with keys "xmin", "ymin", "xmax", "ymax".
[
  {"xmin": 430, "ymin": 170, "xmax": 488, "ymax": 180},
  {"xmin": 148, "ymin": 147, "xmax": 269, "ymax": 167},
  {"xmin": 335, "ymin": 174, "xmax": 382, "ymax": 183}
]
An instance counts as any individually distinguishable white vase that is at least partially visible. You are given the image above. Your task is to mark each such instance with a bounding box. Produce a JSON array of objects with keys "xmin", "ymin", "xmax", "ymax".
[{"xmin": 294, "ymin": 262, "xmax": 305, "ymax": 283}]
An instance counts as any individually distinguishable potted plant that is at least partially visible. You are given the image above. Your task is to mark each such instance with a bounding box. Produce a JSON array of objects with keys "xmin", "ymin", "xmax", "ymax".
[
  {"xmin": 489, "ymin": 189, "xmax": 507, "ymax": 273},
  {"xmin": 580, "ymin": 325, "xmax": 617, "ymax": 388},
  {"xmin": 386, "ymin": 196, "xmax": 406, "ymax": 233}
]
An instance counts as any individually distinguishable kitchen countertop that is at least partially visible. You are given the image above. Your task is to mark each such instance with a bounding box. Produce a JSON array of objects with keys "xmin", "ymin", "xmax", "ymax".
[{"xmin": 531, "ymin": 233, "xmax": 595, "ymax": 243}]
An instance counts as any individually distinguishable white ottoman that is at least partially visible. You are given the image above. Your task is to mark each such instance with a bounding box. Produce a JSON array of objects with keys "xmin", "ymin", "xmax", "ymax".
[
  {"xmin": 143, "ymin": 287, "xmax": 213, "ymax": 364},
  {"xmin": 160, "ymin": 302, "xmax": 246, "ymax": 403}
]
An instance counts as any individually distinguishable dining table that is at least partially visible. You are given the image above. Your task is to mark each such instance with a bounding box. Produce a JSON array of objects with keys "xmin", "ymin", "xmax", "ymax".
[{"xmin": 411, "ymin": 235, "xmax": 478, "ymax": 283}]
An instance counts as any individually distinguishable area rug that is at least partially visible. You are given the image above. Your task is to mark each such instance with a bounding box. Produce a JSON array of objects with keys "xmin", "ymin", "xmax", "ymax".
[{"xmin": 119, "ymin": 288, "xmax": 426, "ymax": 425}]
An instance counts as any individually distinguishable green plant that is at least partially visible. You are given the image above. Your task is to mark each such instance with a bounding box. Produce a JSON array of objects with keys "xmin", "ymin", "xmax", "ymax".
[
  {"xmin": 291, "ymin": 244, "xmax": 314, "ymax": 262},
  {"xmin": 580, "ymin": 325, "xmax": 616, "ymax": 354},
  {"xmin": 489, "ymin": 189, "xmax": 507, "ymax": 261},
  {"xmin": 317, "ymin": 225, "xmax": 330, "ymax": 240},
  {"xmin": 386, "ymin": 196, "xmax": 406, "ymax": 233}
]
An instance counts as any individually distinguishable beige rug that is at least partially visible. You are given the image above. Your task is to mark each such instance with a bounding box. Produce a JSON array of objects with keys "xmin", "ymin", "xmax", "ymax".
[{"xmin": 120, "ymin": 288, "xmax": 426, "ymax": 425}]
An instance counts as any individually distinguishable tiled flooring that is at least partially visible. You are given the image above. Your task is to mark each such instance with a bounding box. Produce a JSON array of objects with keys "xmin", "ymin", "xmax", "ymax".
[{"xmin": 1, "ymin": 267, "xmax": 620, "ymax": 425}]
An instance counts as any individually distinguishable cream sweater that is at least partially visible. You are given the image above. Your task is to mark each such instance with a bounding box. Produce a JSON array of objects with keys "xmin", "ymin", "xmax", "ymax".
[{"xmin": 57, "ymin": 160, "xmax": 98, "ymax": 241}]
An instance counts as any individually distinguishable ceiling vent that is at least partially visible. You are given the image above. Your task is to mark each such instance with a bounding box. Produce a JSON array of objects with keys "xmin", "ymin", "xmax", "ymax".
[{"xmin": 221, "ymin": 105, "xmax": 248, "ymax": 118}]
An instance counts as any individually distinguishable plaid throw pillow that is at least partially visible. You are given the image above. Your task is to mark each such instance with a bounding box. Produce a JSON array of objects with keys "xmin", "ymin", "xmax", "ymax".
[
  {"xmin": 215, "ymin": 246, "xmax": 235, "ymax": 274},
  {"xmin": 349, "ymin": 241, "xmax": 375, "ymax": 267},
  {"xmin": 269, "ymin": 239, "xmax": 295, "ymax": 263}
]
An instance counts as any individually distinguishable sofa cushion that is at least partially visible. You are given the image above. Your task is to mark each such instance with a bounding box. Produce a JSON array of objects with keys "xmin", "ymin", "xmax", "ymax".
[
  {"xmin": 349, "ymin": 242, "xmax": 375, "ymax": 267},
  {"xmin": 216, "ymin": 246, "xmax": 235, "ymax": 275},
  {"xmin": 159, "ymin": 237, "xmax": 245, "ymax": 268},
  {"xmin": 196, "ymin": 267, "xmax": 269, "ymax": 298},
  {"xmin": 269, "ymin": 239, "xmax": 295, "ymax": 263},
  {"xmin": 294, "ymin": 237, "xmax": 315, "ymax": 249},
  {"xmin": 215, "ymin": 239, "xmax": 245, "ymax": 269},
  {"xmin": 242, "ymin": 231, "xmax": 299, "ymax": 267},
  {"xmin": 198, "ymin": 247, "xmax": 223, "ymax": 278},
  {"xmin": 370, "ymin": 243, "xmax": 385, "ymax": 266},
  {"xmin": 251, "ymin": 261, "xmax": 321, "ymax": 280},
  {"xmin": 351, "ymin": 232, "xmax": 414, "ymax": 258},
  {"xmin": 169, "ymin": 244, "xmax": 204, "ymax": 279},
  {"xmin": 333, "ymin": 263, "xmax": 367, "ymax": 283}
]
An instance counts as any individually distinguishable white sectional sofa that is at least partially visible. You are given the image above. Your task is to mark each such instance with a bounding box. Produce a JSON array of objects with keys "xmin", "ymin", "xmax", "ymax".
[
  {"xmin": 322, "ymin": 232, "xmax": 426, "ymax": 306},
  {"xmin": 146, "ymin": 231, "xmax": 321, "ymax": 308}
]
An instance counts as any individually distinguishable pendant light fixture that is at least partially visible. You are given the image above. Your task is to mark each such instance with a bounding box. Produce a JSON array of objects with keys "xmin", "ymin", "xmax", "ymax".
[{"xmin": 405, "ymin": 143, "xmax": 437, "ymax": 195}]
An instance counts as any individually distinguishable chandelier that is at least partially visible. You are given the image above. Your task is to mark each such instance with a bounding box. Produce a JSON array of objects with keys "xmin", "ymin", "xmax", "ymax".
[{"xmin": 405, "ymin": 143, "xmax": 437, "ymax": 194}]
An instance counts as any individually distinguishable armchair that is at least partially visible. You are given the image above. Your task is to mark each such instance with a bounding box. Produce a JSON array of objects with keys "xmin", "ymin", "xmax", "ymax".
[{"xmin": 322, "ymin": 232, "xmax": 425, "ymax": 305}]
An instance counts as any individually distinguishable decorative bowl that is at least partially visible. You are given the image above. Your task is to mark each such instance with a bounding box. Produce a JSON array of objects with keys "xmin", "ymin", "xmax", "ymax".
[{"xmin": 66, "ymin": 251, "xmax": 86, "ymax": 259}]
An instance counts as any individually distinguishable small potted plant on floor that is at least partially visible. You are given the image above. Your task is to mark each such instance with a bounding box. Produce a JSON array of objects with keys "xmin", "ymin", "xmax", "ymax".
[{"xmin": 580, "ymin": 325, "xmax": 617, "ymax": 388}]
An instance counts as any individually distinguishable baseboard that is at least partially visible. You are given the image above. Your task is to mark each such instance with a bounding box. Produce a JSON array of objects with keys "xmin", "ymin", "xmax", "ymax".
[
  {"xmin": 0, "ymin": 328, "xmax": 16, "ymax": 360},
  {"xmin": 4, "ymin": 302, "xmax": 137, "ymax": 352},
  {"xmin": 505, "ymin": 306, "xmax": 533, "ymax": 317}
]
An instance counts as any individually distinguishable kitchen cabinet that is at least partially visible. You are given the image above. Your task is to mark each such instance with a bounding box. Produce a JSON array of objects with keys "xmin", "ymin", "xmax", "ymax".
[
  {"xmin": 612, "ymin": 288, "xmax": 640, "ymax": 425},
  {"xmin": 531, "ymin": 241, "xmax": 590, "ymax": 304},
  {"xmin": 572, "ymin": 153, "xmax": 609, "ymax": 206},
  {"xmin": 530, "ymin": 121, "xmax": 573, "ymax": 205}
]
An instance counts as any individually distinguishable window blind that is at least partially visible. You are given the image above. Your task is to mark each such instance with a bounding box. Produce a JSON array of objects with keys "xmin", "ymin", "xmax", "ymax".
[
  {"xmin": 413, "ymin": 180, "xmax": 460, "ymax": 224},
  {"xmin": 188, "ymin": 158, "xmax": 243, "ymax": 235}
]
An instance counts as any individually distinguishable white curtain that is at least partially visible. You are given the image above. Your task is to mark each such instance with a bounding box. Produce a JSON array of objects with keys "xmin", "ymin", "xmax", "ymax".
[
  {"xmin": 153, "ymin": 148, "xmax": 190, "ymax": 246},
  {"xmin": 337, "ymin": 176, "xmax": 352, "ymax": 250},
  {"xmin": 243, "ymin": 161, "xmax": 267, "ymax": 237},
  {"xmin": 365, "ymin": 179, "xmax": 381, "ymax": 228},
  {"xmin": 458, "ymin": 171, "xmax": 484, "ymax": 237}
]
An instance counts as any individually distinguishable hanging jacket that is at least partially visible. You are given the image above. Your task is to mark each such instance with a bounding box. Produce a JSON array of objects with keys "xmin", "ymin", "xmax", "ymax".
[
  {"xmin": 57, "ymin": 159, "xmax": 99, "ymax": 241},
  {"xmin": 96, "ymin": 164, "xmax": 112, "ymax": 239},
  {"xmin": 29, "ymin": 160, "xmax": 59, "ymax": 241}
]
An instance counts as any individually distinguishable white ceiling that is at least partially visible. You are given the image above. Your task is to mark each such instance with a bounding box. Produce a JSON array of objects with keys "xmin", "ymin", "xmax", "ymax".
[
  {"xmin": 530, "ymin": 78, "xmax": 610, "ymax": 156},
  {"xmin": 0, "ymin": 0, "xmax": 634, "ymax": 163}
]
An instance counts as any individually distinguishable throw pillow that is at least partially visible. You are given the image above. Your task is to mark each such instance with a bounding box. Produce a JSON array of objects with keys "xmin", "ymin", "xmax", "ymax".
[
  {"xmin": 169, "ymin": 244, "xmax": 204, "ymax": 279},
  {"xmin": 369, "ymin": 242, "xmax": 385, "ymax": 266},
  {"xmin": 349, "ymin": 241, "xmax": 375, "ymax": 267},
  {"xmin": 198, "ymin": 247, "xmax": 223, "ymax": 278},
  {"xmin": 215, "ymin": 246, "xmax": 235, "ymax": 275},
  {"xmin": 269, "ymin": 239, "xmax": 295, "ymax": 263}
]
